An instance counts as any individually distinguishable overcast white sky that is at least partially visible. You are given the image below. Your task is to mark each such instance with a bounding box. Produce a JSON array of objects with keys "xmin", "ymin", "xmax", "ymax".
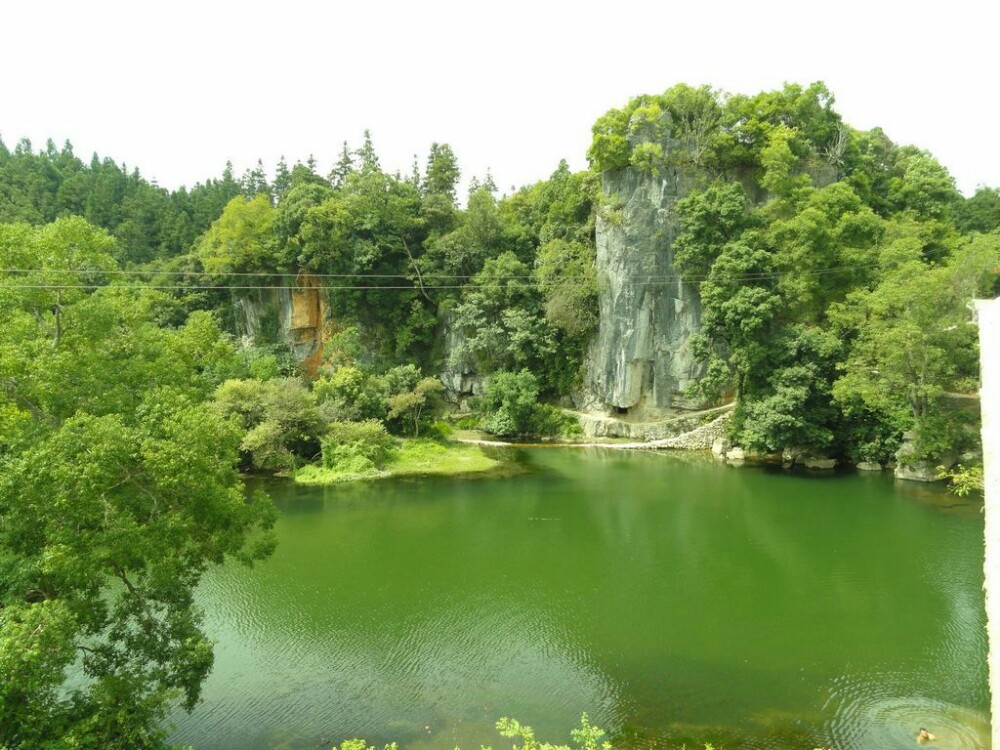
[{"xmin": 3, "ymin": 0, "xmax": 998, "ymax": 196}]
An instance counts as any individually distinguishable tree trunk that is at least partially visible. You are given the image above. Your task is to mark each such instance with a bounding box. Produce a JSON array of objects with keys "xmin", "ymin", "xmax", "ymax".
[{"xmin": 53, "ymin": 291, "xmax": 62, "ymax": 349}]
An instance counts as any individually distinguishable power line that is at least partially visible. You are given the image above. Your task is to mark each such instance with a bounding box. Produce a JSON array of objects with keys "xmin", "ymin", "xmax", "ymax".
[
  {"xmin": 4, "ymin": 268, "xmax": 448, "ymax": 279},
  {"xmin": 1, "ymin": 260, "xmax": 894, "ymax": 286},
  {"xmin": 1, "ymin": 283, "xmax": 465, "ymax": 291}
]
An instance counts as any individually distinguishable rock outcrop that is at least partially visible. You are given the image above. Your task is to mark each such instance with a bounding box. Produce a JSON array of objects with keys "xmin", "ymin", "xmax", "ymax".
[
  {"xmin": 438, "ymin": 312, "xmax": 484, "ymax": 408},
  {"xmin": 233, "ymin": 271, "xmax": 328, "ymax": 375},
  {"xmin": 779, "ymin": 446, "xmax": 837, "ymax": 470},
  {"xmin": 650, "ymin": 411, "xmax": 731, "ymax": 450},
  {"xmin": 576, "ymin": 404, "xmax": 732, "ymax": 441},
  {"xmin": 585, "ymin": 165, "xmax": 707, "ymax": 419},
  {"xmin": 894, "ymin": 430, "xmax": 954, "ymax": 483}
]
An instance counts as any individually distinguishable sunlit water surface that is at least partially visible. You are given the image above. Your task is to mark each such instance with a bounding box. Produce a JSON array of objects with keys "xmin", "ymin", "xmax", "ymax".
[{"xmin": 169, "ymin": 448, "xmax": 988, "ymax": 749}]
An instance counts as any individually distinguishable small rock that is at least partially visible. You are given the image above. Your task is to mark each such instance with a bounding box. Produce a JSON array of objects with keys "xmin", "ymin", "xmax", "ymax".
[
  {"xmin": 894, "ymin": 461, "xmax": 943, "ymax": 483},
  {"xmin": 756, "ymin": 450, "xmax": 784, "ymax": 465},
  {"xmin": 802, "ymin": 455, "xmax": 837, "ymax": 470},
  {"xmin": 856, "ymin": 461, "xmax": 883, "ymax": 472},
  {"xmin": 726, "ymin": 446, "xmax": 746, "ymax": 462},
  {"xmin": 712, "ymin": 437, "xmax": 730, "ymax": 457}
]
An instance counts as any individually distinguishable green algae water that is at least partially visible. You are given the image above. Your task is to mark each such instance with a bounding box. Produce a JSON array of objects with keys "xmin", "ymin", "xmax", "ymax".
[{"xmin": 169, "ymin": 449, "xmax": 988, "ymax": 750}]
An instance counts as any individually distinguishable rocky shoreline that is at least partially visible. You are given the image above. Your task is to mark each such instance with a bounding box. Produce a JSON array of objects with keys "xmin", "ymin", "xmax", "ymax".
[{"xmin": 460, "ymin": 406, "xmax": 977, "ymax": 485}]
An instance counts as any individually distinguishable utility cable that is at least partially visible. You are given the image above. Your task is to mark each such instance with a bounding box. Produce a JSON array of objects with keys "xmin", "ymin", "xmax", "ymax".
[{"xmin": 1, "ymin": 259, "xmax": 904, "ymax": 286}]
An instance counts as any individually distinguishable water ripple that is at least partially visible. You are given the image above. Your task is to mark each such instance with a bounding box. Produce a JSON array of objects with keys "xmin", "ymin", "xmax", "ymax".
[{"xmin": 825, "ymin": 678, "xmax": 988, "ymax": 750}]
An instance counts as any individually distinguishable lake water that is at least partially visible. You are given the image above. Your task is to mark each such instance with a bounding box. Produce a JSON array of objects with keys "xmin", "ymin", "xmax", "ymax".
[{"xmin": 169, "ymin": 448, "xmax": 989, "ymax": 749}]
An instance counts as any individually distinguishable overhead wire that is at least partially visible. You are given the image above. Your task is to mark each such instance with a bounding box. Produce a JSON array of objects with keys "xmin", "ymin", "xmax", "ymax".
[{"xmin": 0, "ymin": 257, "xmax": 899, "ymax": 290}]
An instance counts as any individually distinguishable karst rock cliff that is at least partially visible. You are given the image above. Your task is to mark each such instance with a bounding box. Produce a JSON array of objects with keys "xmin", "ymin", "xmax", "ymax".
[
  {"xmin": 584, "ymin": 165, "xmax": 707, "ymax": 418},
  {"xmin": 234, "ymin": 271, "xmax": 327, "ymax": 374}
]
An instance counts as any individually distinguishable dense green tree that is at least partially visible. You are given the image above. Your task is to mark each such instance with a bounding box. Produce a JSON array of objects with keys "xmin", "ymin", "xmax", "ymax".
[
  {"xmin": 720, "ymin": 82, "xmax": 843, "ymax": 171},
  {"xmin": 698, "ymin": 239, "xmax": 781, "ymax": 367},
  {"xmin": 534, "ymin": 238, "xmax": 598, "ymax": 338},
  {"xmin": 274, "ymin": 179, "xmax": 336, "ymax": 261},
  {"xmin": 887, "ymin": 148, "xmax": 960, "ymax": 220},
  {"xmin": 473, "ymin": 370, "xmax": 565, "ymax": 438},
  {"xmin": 196, "ymin": 194, "xmax": 281, "ymax": 275},
  {"xmin": 356, "ymin": 130, "xmax": 380, "ymax": 173},
  {"xmin": 758, "ymin": 124, "xmax": 811, "ymax": 199},
  {"xmin": 0, "ymin": 220, "xmax": 274, "ymax": 747},
  {"xmin": 0, "ymin": 399, "xmax": 273, "ymax": 748},
  {"xmin": 0, "ymin": 136, "xmax": 244, "ymax": 265},
  {"xmin": 0, "ymin": 217, "xmax": 118, "ymax": 351},
  {"xmin": 673, "ymin": 182, "xmax": 754, "ymax": 281},
  {"xmin": 273, "ymin": 156, "xmax": 292, "ymax": 201},
  {"xmin": 831, "ymin": 237, "xmax": 997, "ymax": 459},
  {"xmin": 328, "ymin": 141, "xmax": 355, "ymax": 188},
  {"xmin": 313, "ymin": 365, "xmax": 387, "ymax": 423},
  {"xmin": 213, "ymin": 377, "xmax": 324, "ymax": 471},
  {"xmin": 294, "ymin": 165, "xmax": 431, "ymax": 361},
  {"xmin": 240, "ymin": 159, "xmax": 272, "ymax": 202},
  {"xmin": 420, "ymin": 143, "xmax": 461, "ymax": 238},
  {"xmin": 449, "ymin": 252, "xmax": 558, "ymax": 384},
  {"xmin": 386, "ymin": 376, "xmax": 445, "ymax": 437},
  {"xmin": 588, "ymin": 82, "xmax": 841, "ymax": 177},
  {"xmin": 424, "ymin": 186, "xmax": 508, "ymax": 279},
  {"xmin": 734, "ymin": 325, "xmax": 843, "ymax": 453},
  {"xmin": 423, "ymin": 142, "xmax": 460, "ymax": 201},
  {"xmin": 500, "ymin": 161, "xmax": 597, "ymax": 250},
  {"xmin": 954, "ymin": 186, "xmax": 1000, "ymax": 233},
  {"xmin": 767, "ymin": 182, "xmax": 884, "ymax": 320},
  {"xmin": 321, "ymin": 419, "xmax": 396, "ymax": 473}
]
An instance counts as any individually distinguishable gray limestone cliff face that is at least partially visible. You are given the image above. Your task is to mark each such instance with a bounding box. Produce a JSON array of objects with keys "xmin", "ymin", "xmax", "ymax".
[
  {"xmin": 438, "ymin": 312, "xmax": 483, "ymax": 408},
  {"xmin": 232, "ymin": 272, "xmax": 327, "ymax": 371},
  {"xmin": 585, "ymin": 167, "xmax": 706, "ymax": 417}
]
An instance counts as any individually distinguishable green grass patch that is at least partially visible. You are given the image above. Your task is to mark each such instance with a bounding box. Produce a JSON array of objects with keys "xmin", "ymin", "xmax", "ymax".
[
  {"xmin": 390, "ymin": 438, "xmax": 499, "ymax": 477},
  {"xmin": 294, "ymin": 463, "xmax": 387, "ymax": 485},
  {"xmin": 294, "ymin": 438, "xmax": 500, "ymax": 485}
]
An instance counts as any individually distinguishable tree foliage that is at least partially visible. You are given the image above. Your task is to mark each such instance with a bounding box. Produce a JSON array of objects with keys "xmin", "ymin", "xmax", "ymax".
[
  {"xmin": 0, "ymin": 220, "xmax": 275, "ymax": 747},
  {"xmin": 473, "ymin": 370, "xmax": 567, "ymax": 438}
]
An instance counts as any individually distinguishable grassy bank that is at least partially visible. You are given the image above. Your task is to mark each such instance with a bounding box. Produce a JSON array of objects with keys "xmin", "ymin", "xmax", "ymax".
[{"xmin": 294, "ymin": 438, "xmax": 501, "ymax": 485}]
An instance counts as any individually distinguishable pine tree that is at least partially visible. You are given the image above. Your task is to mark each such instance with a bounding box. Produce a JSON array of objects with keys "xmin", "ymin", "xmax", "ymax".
[
  {"xmin": 356, "ymin": 130, "xmax": 380, "ymax": 174},
  {"xmin": 273, "ymin": 156, "xmax": 291, "ymax": 200},
  {"xmin": 329, "ymin": 141, "xmax": 354, "ymax": 187}
]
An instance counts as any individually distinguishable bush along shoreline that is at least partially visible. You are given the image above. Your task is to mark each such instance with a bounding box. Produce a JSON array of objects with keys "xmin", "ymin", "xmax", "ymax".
[{"xmin": 206, "ymin": 340, "xmax": 580, "ymax": 486}]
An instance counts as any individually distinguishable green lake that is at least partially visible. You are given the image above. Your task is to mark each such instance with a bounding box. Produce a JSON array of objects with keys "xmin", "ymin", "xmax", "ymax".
[{"xmin": 168, "ymin": 448, "xmax": 989, "ymax": 749}]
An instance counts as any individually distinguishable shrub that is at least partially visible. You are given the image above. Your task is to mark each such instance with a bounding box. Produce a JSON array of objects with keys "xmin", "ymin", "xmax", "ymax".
[
  {"xmin": 474, "ymin": 370, "xmax": 567, "ymax": 439},
  {"xmin": 334, "ymin": 713, "xmax": 609, "ymax": 750},
  {"xmin": 321, "ymin": 420, "xmax": 396, "ymax": 471},
  {"xmin": 314, "ymin": 366, "xmax": 386, "ymax": 422},
  {"xmin": 214, "ymin": 377, "xmax": 324, "ymax": 470}
]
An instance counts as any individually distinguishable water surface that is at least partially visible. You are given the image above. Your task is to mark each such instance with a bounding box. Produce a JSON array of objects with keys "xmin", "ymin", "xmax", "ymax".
[{"xmin": 169, "ymin": 448, "xmax": 988, "ymax": 749}]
